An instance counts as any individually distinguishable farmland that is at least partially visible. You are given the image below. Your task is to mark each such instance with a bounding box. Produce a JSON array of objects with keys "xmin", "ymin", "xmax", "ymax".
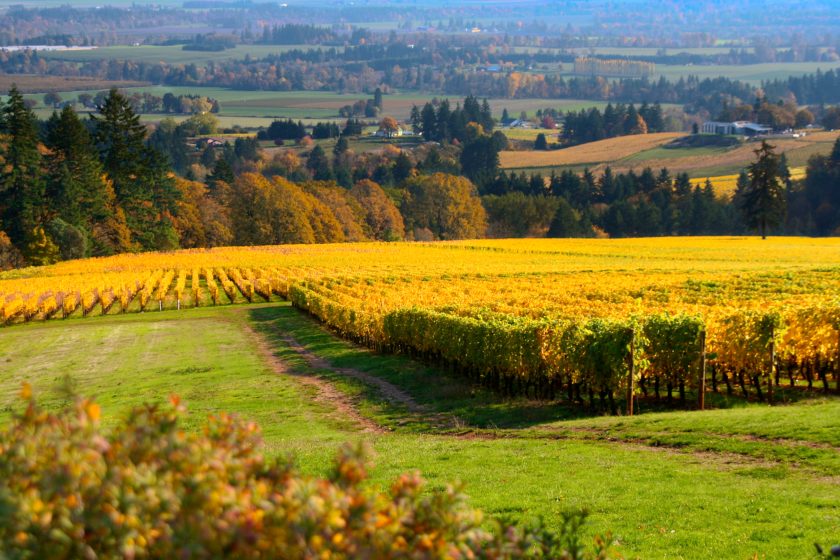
[
  {"xmin": 17, "ymin": 82, "xmax": 613, "ymax": 125},
  {"xmin": 1, "ymin": 238, "xmax": 838, "ymax": 558},
  {"xmin": 2, "ymin": 238, "xmax": 839, "ymax": 406},
  {"xmin": 501, "ymin": 130, "xmax": 840, "ymax": 181},
  {"xmin": 499, "ymin": 132, "xmax": 686, "ymax": 169}
]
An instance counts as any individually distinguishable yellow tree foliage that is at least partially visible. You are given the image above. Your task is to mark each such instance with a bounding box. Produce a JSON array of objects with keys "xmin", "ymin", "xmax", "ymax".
[
  {"xmin": 350, "ymin": 179, "xmax": 405, "ymax": 240},
  {"xmin": 402, "ymin": 173, "xmax": 487, "ymax": 240}
]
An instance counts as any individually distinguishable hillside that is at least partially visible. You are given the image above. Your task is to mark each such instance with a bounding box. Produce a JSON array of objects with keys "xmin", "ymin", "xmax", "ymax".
[
  {"xmin": 500, "ymin": 131, "xmax": 840, "ymax": 186},
  {"xmin": 1, "ymin": 254, "xmax": 838, "ymax": 558}
]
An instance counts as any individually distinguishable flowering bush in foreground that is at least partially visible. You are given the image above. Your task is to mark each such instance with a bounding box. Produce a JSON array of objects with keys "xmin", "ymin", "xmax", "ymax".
[{"xmin": 0, "ymin": 388, "xmax": 617, "ymax": 559}]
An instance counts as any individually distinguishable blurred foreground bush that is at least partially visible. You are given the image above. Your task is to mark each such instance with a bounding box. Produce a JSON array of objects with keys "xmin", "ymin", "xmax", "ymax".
[{"xmin": 0, "ymin": 387, "xmax": 618, "ymax": 559}]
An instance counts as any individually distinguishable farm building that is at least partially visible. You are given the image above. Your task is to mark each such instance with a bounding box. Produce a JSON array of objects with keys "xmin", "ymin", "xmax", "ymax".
[
  {"xmin": 702, "ymin": 121, "xmax": 772, "ymax": 136},
  {"xmin": 506, "ymin": 119, "xmax": 536, "ymax": 129},
  {"xmin": 373, "ymin": 127, "xmax": 405, "ymax": 138}
]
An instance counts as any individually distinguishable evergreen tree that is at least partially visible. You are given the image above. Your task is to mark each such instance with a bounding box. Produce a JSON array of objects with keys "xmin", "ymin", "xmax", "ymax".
[
  {"xmin": 91, "ymin": 88, "xmax": 147, "ymax": 202},
  {"xmin": 740, "ymin": 141, "xmax": 786, "ymax": 239},
  {"xmin": 147, "ymin": 118, "xmax": 189, "ymax": 175},
  {"xmin": 333, "ymin": 135, "xmax": 349, "ymax": 157},
  {"xmin": 306, "ymin": 145, "xmax": 333, "ymax": 181},
  {"xmin": 459, "ymin": 136, "xmax": 499, "ymax": 190},
  {"xmin": 534, "ymin": 133, "xmax": 548, "ymax": 150},
  {"xmin": 393, "ymin": 151, "xmax": 413, "ymax": 184},
  {"xmin": 0, "ymin": 86, "xmax": 48, "ymax": 257},
  {"xmin": 420, "ymin": 103, "xmax": 437, "ymax": 141},
  {"xmin": 409, "ymin": 105, "xmax": 422, "ymax": 134},
  {"xmin": 44, "ymin": 106, "xmax": 112, "ymax": 244},
  {"xmin": 208, "ymin": 158, "xmax": 235, "ymax": 195}
]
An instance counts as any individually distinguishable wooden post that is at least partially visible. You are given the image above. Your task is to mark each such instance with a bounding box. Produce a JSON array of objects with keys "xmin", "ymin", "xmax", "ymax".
[
  {"xmin": 834, "ymin": 329, "xmax": 840, "ymax": 393},
  {"xmin": 627, "ymin": 336, "xmax": 635, "ymax": 416},
  {"xmin": 768, "ymin": 327, "xmax": 775, "ymax": 405},
  {"xmin": 698, "ymin": 330, "xmax": 706, "ymax": 411}
]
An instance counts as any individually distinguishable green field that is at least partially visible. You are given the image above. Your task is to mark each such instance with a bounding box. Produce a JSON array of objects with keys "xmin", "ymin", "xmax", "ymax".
[
  {"xmin": 21, "ymin": 84, "xmax": 614, "ymax": 126},
  {"xmin": 1, "ymin": 302, "xmax": 837, "ymax": 559},
  {"xmin": 40, "ymin": 44, "xmax": 330, "ymax": 64}
]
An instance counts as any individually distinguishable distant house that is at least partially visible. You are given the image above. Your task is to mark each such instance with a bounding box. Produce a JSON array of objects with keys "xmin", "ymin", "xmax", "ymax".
[
  {"xmin": 374, "ymin": 127, "xmax": 404, "ymax": 138},
  {"xmin": 197, "ymin": 138, "xmax": 226, "ymax": 149},
  {"xmin": 506, "ymin": 119, "xmax": 536, "ymax": 129},
  {"xmin": 702, "ymin": 121, "xmax": 772, "ymax": 136}
]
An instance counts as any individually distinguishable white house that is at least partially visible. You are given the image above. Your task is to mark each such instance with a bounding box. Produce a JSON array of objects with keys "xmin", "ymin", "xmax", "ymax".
[
  {"xmin": 506, "ymin": 119, "xmax": 536, "ymax": 129},
  {"xmin": 373, "ymin": 127, "xmax": 404, "ymax": 138},
  {"xmin": 702, "ymin": 121, "xmax": 772, "ymax": 136}
]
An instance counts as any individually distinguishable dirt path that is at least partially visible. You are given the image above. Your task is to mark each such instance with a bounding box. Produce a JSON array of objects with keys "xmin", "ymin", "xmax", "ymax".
[
  {"xmin": 276, "ymin": 333, "xmax": 424, "ymax": 413},
  {"xmin": 243, "ymin": 321, "xmax": 385, "ymax": 434}
]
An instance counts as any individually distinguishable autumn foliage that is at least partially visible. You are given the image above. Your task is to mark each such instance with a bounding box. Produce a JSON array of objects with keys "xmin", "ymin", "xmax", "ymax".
[{"xmin": 0, "ymin": 391, "xmax": 616, "ymax": 559}]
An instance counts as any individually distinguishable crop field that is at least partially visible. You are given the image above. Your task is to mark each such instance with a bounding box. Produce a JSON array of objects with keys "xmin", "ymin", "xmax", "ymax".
[
  {"xmin": 499, "ymin": 132, "xmax": 686, "ymax": 169},
  {"xmin": 690, "ymin": 167, "xmax": 808, "ymax": 198},
  {"xmin": 1, "ymin": 238, "xmax": 839, "ymax": 404},
  {"xmin": 17, "ymin": 81, "xmax": 612, "ymax": 125},
  {"xmin": 39, "ymin": 44, "xmax": 327, "ymax": 64},
  {"xmin": 502, "ymin": 131, "xmax": 840, "ymax": 180},
  {"xmin": 0, "ymin": 238, "xmax": 838, "ymax": 559}
]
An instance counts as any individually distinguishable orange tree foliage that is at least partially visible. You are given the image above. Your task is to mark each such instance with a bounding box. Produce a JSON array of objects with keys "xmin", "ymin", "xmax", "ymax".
[{"xmin": 0, "ymin": 391, "xmax": 618, "ymax": 559}]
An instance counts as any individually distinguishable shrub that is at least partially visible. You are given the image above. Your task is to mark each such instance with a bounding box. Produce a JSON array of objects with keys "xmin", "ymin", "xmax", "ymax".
[{"xmin": 0, "ymin": 388, "xmax": 618, "ymax": 559}]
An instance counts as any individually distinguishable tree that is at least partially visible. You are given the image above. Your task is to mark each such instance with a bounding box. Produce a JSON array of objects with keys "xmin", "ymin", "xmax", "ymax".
[
  {"xmin": 420, "ymin": 103, "xmax": 437, "ymax": 141},
  {"xmin": 172, "ymin": 177, "xmax": 232, "ymax": 248},
  {"xmin": 548, "ymin": 197, "xmax": 586, "ymax": 237},
  {"xmin": 306, "ymin": 145, "xmax": 333, "ymax": 181},
  {"xmin": 460, "ymin": 135, "xmax": 500, "ymax": 190},
  {"xmin": 43, "ymin": 92, "xmax": 62, "ymax": 108},
  {"xmin": 333, "ymin": 135, "xmax": 349, "ymax": 157},
  {"xmin": 146, "ymin": 118, "xmax": 189, "ymax": 175},
  {"xmin": 378, "ymin": 116, "xmax": 400, "ymax": 138},
  {"xmin": 0, "ymin": 86, "xmax": 48, "ymax": 259},
  {"xmin": 77, "ymin": 93, "xmax": 94, "ymax": 109},
  {"xmin": 91, "ymin": 89, "xmax": 148, "ymax": 202},
  {"xmin": 229, "ymin": 174, "xmax": 343, "ymax": 245},
  {"xmin": 44, "ymin": 106, "xmax": 115, "ymax": 256},
  {"xmin": 534, "ymin": 133, "xmax": 548, "ymax": 150},
  {"xmin": 401, "ymin": 173, "xmax": 487, "ymax": 240},
  {"xmin": 373, "ymin": 87, "xmax": 383, "ymax": 111},
  {"xmin": 739, "ymin": 141, "xmax": 786, "ymax": 239},
  {"xmin": 350, "ymin": 179, "xmax": 405, "ymax": 240}
]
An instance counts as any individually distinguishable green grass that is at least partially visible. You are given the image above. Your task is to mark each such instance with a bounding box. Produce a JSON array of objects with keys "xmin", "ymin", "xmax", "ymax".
[
  {"xmin": 1, "ymin": 302, "xmax": 838, "ymax": 559},
  {"xmin": 39, "ymin": 44, "xmax": 327, "ymax": 64},
  {"xmin": 621, "ymin": 145, "xmax": 732, "ymax": 163}
]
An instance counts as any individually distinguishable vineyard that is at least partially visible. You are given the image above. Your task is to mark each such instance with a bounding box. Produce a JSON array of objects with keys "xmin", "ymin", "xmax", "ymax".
[{"xmin": 2, "ymin": 238, "xmax": 839, "ymax": 413}]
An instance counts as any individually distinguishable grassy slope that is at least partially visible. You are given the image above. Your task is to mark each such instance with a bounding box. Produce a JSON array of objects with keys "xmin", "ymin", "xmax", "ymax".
[{"xmin": 1, "ymin": 303, "xmax": 838, "ymax": 559}]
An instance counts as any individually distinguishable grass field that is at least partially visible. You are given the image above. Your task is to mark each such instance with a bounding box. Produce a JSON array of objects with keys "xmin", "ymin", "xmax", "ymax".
[
  {"xmin": 16, "ymin": 82, "xmax": 613, "ymax": 125},
  {"xmin": 1, "ymin": 301, "xmax": 837, "ymax": 559},
  {"xmin": 39, "ymin": 44, "xmax": 328, "ymax": 64},
  {"xmin": 502, "ymin": 131, "xmax": 840, "ymax": 184}
]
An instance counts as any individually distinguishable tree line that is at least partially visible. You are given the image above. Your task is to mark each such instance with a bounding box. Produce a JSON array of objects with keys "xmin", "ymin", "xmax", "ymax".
[
  {"xmin": 560, "ymin": 102, "xmax": 665, "ymax": 146},
  {"xmin": 2, "ymin": 88, "xmax": 838, "ymax": 270}
]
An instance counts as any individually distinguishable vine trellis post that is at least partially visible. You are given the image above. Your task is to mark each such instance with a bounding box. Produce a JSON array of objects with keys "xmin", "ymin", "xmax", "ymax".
[
  {"xmin": 626, "ymin": 334, "xmax": 635, "ymax": 416},
  {"xmin": 768, "ymin": 326, "xmax": 775, "ymax": 405},
  {"xmin": 697, "ymin": 329, "xmax": 707, "ymax": 411}
]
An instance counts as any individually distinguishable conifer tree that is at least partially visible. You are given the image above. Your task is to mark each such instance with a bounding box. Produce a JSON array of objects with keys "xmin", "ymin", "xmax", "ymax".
[
  {"xmin": 91, "ymin": 89, "xmax": 147, "ymax": 202},
  {"xmin": 0, "ymin": 86, "xmax": 48, "ymax": 257},
  {"xmin": 45, "ymin": 106, "xmax": 111, "ymax": 233},
  {"xmin": 740, "ymin": 141, "xmax": 786, "ymax": 239}
]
